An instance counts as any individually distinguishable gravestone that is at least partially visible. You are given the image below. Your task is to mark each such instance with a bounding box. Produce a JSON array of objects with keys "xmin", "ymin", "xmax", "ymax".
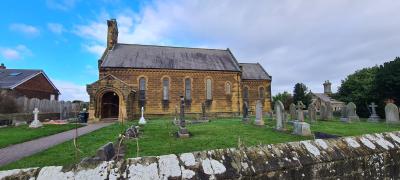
[
  {"xmin": 242, "ymin": 102, "xmax": 250, "ymax": 123},
  {"xmin": 296, "ymin": 101, "xmax": 305, "ymax": 122},
  {"xmin": 320, "ymin": 103, "xmax": 327, "ymax": 120},
  {"xmin": 138, "ymin": 107, "xmax": 146, "ymax": 125},
  {"xmin": 289, "ymin": 103, "xmax": 296, "ymax": 120},
  {"xmin": 96, "ymin": 142, "xmax": 115, "ymax": 161},
  {"xmin": 308, "ymin": 103, "xmax": 317, "ymax": 122},
  {"xmin": 173, "ymin": 105, "xmax": 178, "ymax": 125},
  {"xmin": 275, "ymin": 100, "xmax": 286, "ymax": 131},
  {"xmin": 385, "ymin": 103, "xmax": 399, "ymax": 124},
  {"xmin": 340, "ymin": 106, "xmax": 349, "ymax": 122},
  {"xmin": 293, "ymin": 121, "xmax": 311, "ymax": 136},
  {"xmin": 368, "ymin": 102, "xmax": 380, "ymax": 122},
  {"xmin": 347, "ymin": 102, "xmax": 359, "ymax": 121},
  {"xmin": 178, "ymin": 96, "xmax": 189, "ymax": 138},
  {"xmin": 326, "ymin": 102, "xmax": 333, "ymax": 120},
  {"xmin": 254, "ymin": 100, "xmax": 264, "ymax": 126},
  {"xmin": 29, "ymin": 108, "xmax": 42, "ymax": 128},
  {"xmin": 200, "ymin": 102, "xmax": 208, "ymax": 121},
  {"xmin": 125, "ymin": 125, "xmax": 140, "ymax": 138}
]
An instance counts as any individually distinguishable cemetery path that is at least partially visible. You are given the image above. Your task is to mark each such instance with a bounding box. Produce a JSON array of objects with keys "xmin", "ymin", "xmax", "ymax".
[{"xmin": 0, "ymin": 123, "xmax": 112, "ymax": 167}]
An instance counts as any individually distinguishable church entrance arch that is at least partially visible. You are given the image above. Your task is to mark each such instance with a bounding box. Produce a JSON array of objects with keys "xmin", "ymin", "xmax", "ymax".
[{"xmin": 101, "ymin": 91, "xmax": 119, "ymax": 119}]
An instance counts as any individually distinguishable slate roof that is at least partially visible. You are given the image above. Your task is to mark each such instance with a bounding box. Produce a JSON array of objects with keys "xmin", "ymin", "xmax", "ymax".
[
  {"xmin": 240, "ymin": 63, "xmax": 271, "ymax": 80},
  {"xmin": 0, "ymin": 69, "xmax": 59, "ymax": 93},
  {"xmin": 101, "ymin": 44, "xmax": 241, "ymax": 71},
  {"xmin": 313, "ymin": 93, "xmax": 344, "ymax": 104}
]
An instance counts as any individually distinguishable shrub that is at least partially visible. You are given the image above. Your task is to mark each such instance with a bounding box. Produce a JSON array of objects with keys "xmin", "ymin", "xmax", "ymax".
[{"xmin": 0, "ymin": 94, "xmax": 19, "ymax": 114}]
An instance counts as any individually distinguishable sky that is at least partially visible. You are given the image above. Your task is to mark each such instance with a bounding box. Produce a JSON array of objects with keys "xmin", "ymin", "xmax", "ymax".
[{"xmin": 1, "ymin": 0, "xmax": 399, "ymax": 101}]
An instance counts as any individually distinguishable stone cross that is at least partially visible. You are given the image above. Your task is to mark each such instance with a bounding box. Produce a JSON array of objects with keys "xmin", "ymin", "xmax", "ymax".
[
  {"xmin": 296, "ymin": 101, "xmax": 305, "ymax": 122},
  {"xmin": 289, "ymin": 103, "xmax": 296, "ymax": 120},
  {"xmin": 178, "ymin": 96, "xmax": 189, "ymax": 137},
  {"xmin": 368, "ymin": 102, "xmax": 380, "ymax": 122},
  {"xmin": 29, "ymin": 108, "xmax": 42, "ymax": 128},
  {"xmin": 385, "ymin": 103, "xmax": 399, "ymax": 124},
  {"xmin": 275, "ymin": 100, "xmax": 286, "ymax": 131},
  {"xmin": 138, "ymin": 107, "xmax": 146, "ymax": 125},
  {"xmin": 254, "ymin": 100, "xmax": 264, "ymax": 126}
]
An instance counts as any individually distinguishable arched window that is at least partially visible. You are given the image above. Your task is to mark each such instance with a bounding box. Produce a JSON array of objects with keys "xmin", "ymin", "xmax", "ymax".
[
  {"xmin": 259, "ymin": 87, "xmax": 265, "ymax": 99},
  {"xmin": 225, "ymin": 82, "xmax": 231, "ymax": 95},
  {"xmin": 206, "ymin": 78, "xmax": 212, "ymax": 100},
  {"xmin": 243, "ymin": 86, "xmax": 249, "ymax": 100},
  {"xmin": 185, "ymin": 78, "xmax": 191, "ymax": 100},
  {"xmin": 139, "ymin": 77, "xmax": 146, "ymax": 100},
  {"xmin": 162, "ymin": 78, "xmax": 169, "ymax": 100}
]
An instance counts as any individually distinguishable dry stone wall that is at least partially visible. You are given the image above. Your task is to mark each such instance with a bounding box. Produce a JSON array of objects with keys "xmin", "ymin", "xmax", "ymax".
[{"xmin": 2, "ymin": 131, "xmax": 400, "ymax": 179}]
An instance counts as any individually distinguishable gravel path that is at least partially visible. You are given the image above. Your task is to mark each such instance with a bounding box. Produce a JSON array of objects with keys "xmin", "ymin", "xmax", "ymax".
[{"xmin": 0, "ymin": 123, "xmax": 112, "ymax": 167}]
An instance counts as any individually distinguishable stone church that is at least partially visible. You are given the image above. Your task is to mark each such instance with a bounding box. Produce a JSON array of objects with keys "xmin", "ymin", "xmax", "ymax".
[{"xmin": 87, "ymin": 19, "xmax": 272, "ymax": 122}]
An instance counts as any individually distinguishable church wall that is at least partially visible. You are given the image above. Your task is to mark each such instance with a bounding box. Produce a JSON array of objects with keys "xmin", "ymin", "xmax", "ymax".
[
  {"xmin": 99, "ymin": 68, "xmax": 243, "ymax": 117},
  {"xmin": 241, "ymin": 79, "xmax": 272, "ymax": 114}
]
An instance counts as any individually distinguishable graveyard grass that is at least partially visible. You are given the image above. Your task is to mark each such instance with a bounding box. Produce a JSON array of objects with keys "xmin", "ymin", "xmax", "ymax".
[
  {"xmin": 2, "ymin": 117, "xmax": 400, "ymax": 170},
  {"xmin": 0, "ymin": 124, "xmax": 84, "ymax": 149}
]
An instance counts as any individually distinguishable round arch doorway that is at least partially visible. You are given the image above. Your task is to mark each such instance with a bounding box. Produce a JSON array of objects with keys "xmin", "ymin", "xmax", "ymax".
[{"xmin": 101, "ymin": 91, "xmax": 119, "ymax": 119}]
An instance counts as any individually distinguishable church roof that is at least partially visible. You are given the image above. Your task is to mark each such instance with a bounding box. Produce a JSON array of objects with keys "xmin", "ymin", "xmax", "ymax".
[
  {"xmin": 101, "ymin": 43, "xmax": 241, "ymax": 72},
  {"xmin": 240, "ymin": 63, "xmax": 271, "ymax": 80}
]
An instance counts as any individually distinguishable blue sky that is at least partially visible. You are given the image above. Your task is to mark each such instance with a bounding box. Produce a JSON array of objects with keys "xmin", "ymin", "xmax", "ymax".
[{"xmin": 1, "ymin": 0, "xmax": 400, "ymax": 101}]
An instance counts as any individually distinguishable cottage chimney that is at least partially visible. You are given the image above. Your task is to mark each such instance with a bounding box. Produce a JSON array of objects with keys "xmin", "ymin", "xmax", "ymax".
[
  {"xmin": 0, "ymin": 63, "xmax": 6, "ymax": 69},
  {"xmin": 323, "ymin": 80, "xmax": 332, "ymax": 94},
  {"xmin": 107, "ymin": 19, "xmax": 118, "ymax": 50}
]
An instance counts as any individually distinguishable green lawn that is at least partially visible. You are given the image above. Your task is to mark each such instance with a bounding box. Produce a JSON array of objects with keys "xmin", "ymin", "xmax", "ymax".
[
  {"xmin": 125, "ymin": 118, "xmax": 308, "ymax": 158},
  {"xmin": 0, "ymin": 124, "xmax": 84, "ymax": 148},
  {"xmin": 0, "ymin": 122, "xmax": 128, "ymax": 170},
  {"xmin": 2, "ymin": 116, "xmax": 400, "ymax": 171}
]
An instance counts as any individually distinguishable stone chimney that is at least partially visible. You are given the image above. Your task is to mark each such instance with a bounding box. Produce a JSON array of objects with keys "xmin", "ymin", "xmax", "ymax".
[
  {"xmin": 323, "ymin": 80, "xmax": 332, "ymax": 94},
  {"xmin": 0, "ymin": 63, "xmax": 6, "ymax": 69},
  {"xmin": 107, "ymin": 19, "xmax": 118, "ymax": 50}
]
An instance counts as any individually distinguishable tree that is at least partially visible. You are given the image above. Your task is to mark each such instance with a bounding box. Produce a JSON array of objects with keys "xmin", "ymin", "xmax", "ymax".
[
  {"xmin": 0, "ymin": 94, "xmax": 18, "ymax": 114},
  {"xmin": 374, "ymin": 57, "xmax": 400, "ymax": 116},
  {"xmin": 335, "ymin": 67, "xmax": 379, "ymax": 118},
  {"xmin": 293, "ymin": 83, "xmax": 312, "ymax": 107},
  {"xmin": 272, "ymin": 91, "xmax": 293, "ymax": 110}
]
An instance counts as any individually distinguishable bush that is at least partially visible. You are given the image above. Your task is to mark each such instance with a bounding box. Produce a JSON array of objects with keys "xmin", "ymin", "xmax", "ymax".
[{"xmin": 0, "ymin": 94, "xmax": 19, "ymax": 114}]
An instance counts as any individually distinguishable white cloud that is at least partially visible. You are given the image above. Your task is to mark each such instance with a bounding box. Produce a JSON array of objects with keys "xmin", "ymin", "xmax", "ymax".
[
  {"xmin": 9, "ymin": 23, "xmax": 40, "ymax": 37},
  {"xmin": 46, "ymin": 0, "xmax": 77, "ymax": 11},
  {"xmin": 0, "ymin": 45, "xmax": 32, "ymax": 60},
  {"xmin": 74, "ymin": 0, "xmax": 400, "ymax": 95},
  {"xmin": 47, "ymin": 23, "xmax": 65, "ymax": 34},
  {"xmin": 53, "ymin": 80, "xmax": 88, "ymax": 101}
]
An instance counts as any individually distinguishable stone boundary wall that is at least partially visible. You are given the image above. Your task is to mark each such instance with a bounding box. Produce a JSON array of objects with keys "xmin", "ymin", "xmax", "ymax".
[{"xmin": 2, "ymin": 131, "xmax": 400, "ymax": 179}]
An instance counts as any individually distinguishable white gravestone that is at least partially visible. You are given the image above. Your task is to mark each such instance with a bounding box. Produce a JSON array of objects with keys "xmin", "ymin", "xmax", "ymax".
[
  {"xmin": 385, "ymin": 103, "xmax": 399, "ymax": 124},
  {"xmin": 138, "ymin": 107, "xmax": 147, "ymax": 125},
  {"xmin": 275, "ymin": 100, "xmax": 286, "ymax": 131},
  {"xmin": 368, "ymin": 102, "xmax": 380, "ymax": 122},
  {"xmin": 29, "ymin": 108, "xmax": 43, "ymax": 128},
  {"xmin": 254, "ymin": 100, "xmax": 264, "ymax": 126}
]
